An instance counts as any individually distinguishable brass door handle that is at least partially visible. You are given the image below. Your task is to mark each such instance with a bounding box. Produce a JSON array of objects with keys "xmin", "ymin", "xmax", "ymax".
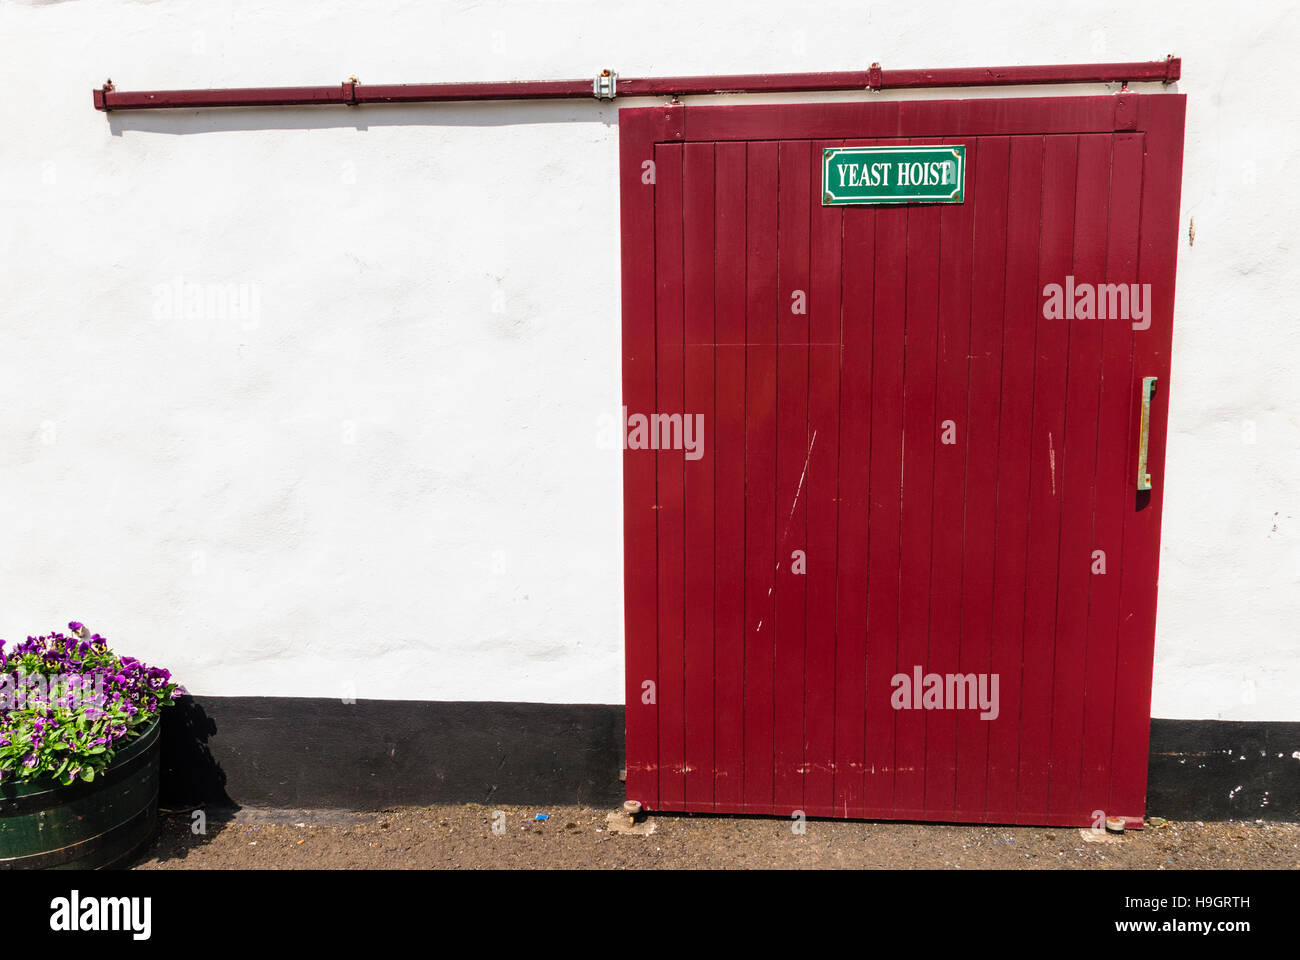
[{"xmin": 1137, "ymin": 376, "xmax": 1157, "ymax": 491}]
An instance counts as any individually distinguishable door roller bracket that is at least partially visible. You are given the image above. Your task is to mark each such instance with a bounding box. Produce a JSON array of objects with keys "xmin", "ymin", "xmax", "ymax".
[{"xmin": 594, "ymin": 70, "xmax": 617, "ymax": 100}]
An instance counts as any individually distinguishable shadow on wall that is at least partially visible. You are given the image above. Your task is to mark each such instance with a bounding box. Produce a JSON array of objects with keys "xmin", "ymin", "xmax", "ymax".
[
  {"xmin": 159, "ymin": 696, "xmax": 234, "ymax": 812},
  {"xmin": 103, "ymin": 98, "xmax": 620, "ymax": 137}
]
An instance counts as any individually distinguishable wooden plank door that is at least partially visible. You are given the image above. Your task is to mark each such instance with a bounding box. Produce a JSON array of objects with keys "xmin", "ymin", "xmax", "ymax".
[{"xmin": 620, "ymin": 95, "xmax": 1186, "ymax": 827}]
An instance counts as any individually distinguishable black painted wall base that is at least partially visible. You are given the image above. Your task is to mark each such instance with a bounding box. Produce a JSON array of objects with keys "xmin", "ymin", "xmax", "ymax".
[
  {"xmin": 160, "ymin": 697, "xmax": 625, "ymax": 810},
  {"xmin": 1147, "ymin": 718, "xmax": 1299, "ymax": 822},
  {"xmin": 159, "ymin": 696, "xmax": 1298, "ymax": 822}
]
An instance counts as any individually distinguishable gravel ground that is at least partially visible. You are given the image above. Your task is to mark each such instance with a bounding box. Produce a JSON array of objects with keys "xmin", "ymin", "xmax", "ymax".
[{"xmin": 131, "ymin": 804, "xmax": 1300, "ymax": 869}]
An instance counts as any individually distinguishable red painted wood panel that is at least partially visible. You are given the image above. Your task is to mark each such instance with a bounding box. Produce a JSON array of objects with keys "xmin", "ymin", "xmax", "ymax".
[
  {"xmin": 619, "ymin": 107, "xmax": 678, "ymax": 811},
  {"xmin": 712, "ymin": 141, "xmax": 748, "ymax": 810},
  {"xmin": 1110, "ymin": 96, "xmax": 1187, "ymax": 823},
  {"xmin": 622, "ymin": 95, "xmax": 1186, "ymax": 827},
  {"xmin": 1079, "ymin": 133, "xmax": 1143, "ymax": 820},
  {"xmin": 895, "ymin": 136, "xmax": 943, "ymax": 819},
  {"xmin": 924, "ymin": 135, "xmax": 979, "ymax": 821},
  {"xmin": 681, "ymin": 97, "xmax": 1126, "ymax": 143},
  {"xmin": 653, "ymin": 142, "xmax": 686, "ymax": 811},
  {"xmin": 983, "ymin": 135, "xmax": 1044, "ymax": 824},
  {"xmin": 833, "ymin": 169, "xmax": 873, "ymax": 818},
  {"xmin": 1016, "ymin": 135, "xmax": 1079, "ymax": 821},
  {"xmin": 953, "ymin": 135, "xmax": 1010, "ymax": 822},
  {"xmin": 773, "ymin": 141, "xmax": 812, "ymax": 816},
  {"xmin": 743, "ymin": 140, "xmax": 780, "ymax": 814},
  {"xmin": 1047, "ymin": 133, "xmax": 1113, "ymax": 824},
  {"xmin": 802, "ymin": 138, "xmax": 844, "ymax": 818},
  {"xmin": 682, "ymin": 141, "xmax": 716, "ymax": 811},
  {"xmin": 863, "ymin": 193, "xmax": 907, "ymax": 820}
]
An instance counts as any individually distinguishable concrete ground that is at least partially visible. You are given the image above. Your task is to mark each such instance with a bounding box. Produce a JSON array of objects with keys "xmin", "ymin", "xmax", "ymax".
[{"xmin": 131, "ymin": 803, "xmax": 1300, "ymax": 869}]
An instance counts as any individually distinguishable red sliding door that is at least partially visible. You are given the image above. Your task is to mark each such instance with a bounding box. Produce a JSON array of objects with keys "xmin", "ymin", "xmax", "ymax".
[{"xmin": 620, "ymin": 94, "xmax": 1186, "ymax": 827}]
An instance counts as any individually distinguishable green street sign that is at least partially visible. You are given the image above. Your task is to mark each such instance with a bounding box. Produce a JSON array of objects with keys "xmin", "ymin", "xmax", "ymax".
[{"xmin": 822, "ymin": 145, "xmax": 966, "ymax": 205}]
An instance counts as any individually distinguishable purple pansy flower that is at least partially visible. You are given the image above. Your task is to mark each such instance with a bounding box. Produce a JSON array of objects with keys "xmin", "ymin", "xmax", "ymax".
[{"xmin": 0, "ymin": 622, "xmax": 179, "ymax": 785}]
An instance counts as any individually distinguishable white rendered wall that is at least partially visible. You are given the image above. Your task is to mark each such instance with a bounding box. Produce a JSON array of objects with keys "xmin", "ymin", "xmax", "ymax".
[{"xmin": 1, "ymin": 0, "xmax": 1296, "ymax": 720}]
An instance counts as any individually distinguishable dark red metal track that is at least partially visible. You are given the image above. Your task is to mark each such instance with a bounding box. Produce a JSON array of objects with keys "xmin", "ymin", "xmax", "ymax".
[{"xmin": 93, "ymin": 59, "xmax": 1180, "ymax": 111}]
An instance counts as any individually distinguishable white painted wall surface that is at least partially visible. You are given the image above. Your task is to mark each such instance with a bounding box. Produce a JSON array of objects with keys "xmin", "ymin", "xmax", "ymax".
[{"xmin": 1, "ymin": 0, "xmax": 1296, "ymax": 720}]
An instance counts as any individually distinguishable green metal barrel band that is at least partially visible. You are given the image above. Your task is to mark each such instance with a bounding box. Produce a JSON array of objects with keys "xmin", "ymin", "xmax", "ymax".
[{"xmin": 0, "ymin": 802, "xmax": 157, "ymax": 870}]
